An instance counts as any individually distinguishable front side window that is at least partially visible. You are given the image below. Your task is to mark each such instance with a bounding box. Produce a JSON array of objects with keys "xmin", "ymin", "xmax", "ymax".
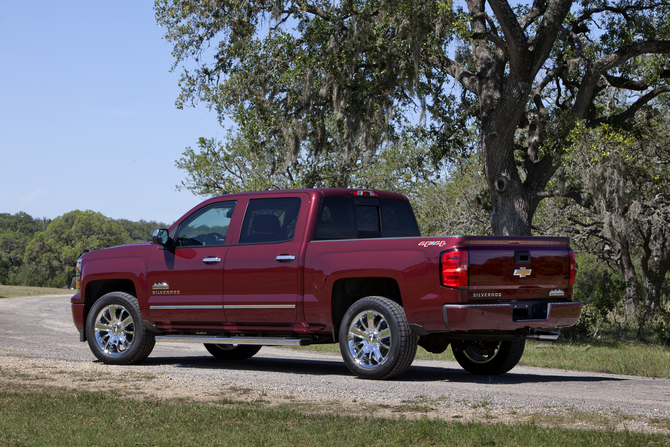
[
  {"xmin": 239, "ymin": 197, "xmax": 302, "ymax": 244},
  {"xmin": 176, "ymin": 201, "xmax": 236, "ymax": 247}
]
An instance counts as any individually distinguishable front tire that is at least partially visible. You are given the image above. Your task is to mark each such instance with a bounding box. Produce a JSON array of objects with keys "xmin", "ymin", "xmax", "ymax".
[
  {"xmin": 204, "ymin": 344, "xmax": 262, "ymax": 360},
  {"xmin": 86, "ymin": 292, "xmax": 155, "ymax": 365},
  {"xmin": 452, "ymin": 339, "xmax": 525, "ymax": 375},
  {"xmin": 339, "ymin": 296, "xmax": 417, "ymax": 380}
]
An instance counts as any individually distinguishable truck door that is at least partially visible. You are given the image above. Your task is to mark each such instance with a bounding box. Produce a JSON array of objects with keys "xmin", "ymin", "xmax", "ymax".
[
  {"xmin": 223, "ymin": 195, "xmax": 308, "ymax": 324},
  {"xmin": 147, "ymin": 200, "xmax": 237, "ymax": 324}
]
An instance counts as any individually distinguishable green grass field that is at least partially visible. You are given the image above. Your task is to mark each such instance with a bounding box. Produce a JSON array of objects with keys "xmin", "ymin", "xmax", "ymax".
[
  {"xmin": 290, "ymin": 338, "xmax": 670, "ymax": 379},
  {"xmin": 0, "ymin": 386, "xmax": 666, "ymax": 446},
  {"xmin": 0, "ymin": 285, "xmax": 73, "ymax": 299}
]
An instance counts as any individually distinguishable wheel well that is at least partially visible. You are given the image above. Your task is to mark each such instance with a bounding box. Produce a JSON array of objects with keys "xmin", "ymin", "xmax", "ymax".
[
  {"xmin": 331, "ymin": 277, "xmax": 402, "ymax": 330},
  {"xmin": 84, "ymin": 279, "xmax": 137, "ymax": 320}
]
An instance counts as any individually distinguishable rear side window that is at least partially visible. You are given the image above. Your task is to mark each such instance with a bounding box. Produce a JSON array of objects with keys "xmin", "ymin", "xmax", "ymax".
[
  {"xmin": 315, "ymin": 197, "xmax": 419, "ymax": 240},
  {"xmin": 239, "ymin": 197, "xmax": 302, "ymax": 244}
]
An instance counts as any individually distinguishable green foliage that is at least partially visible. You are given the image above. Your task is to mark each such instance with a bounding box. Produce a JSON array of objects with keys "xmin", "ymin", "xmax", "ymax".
[
  {"xmin": 0, "ymin": 230, "xmax": 31, "ymax": 285},
  {"xmin": 0, "ymin": 211, "xmax": 167, "ymax": 288},
  {"xmin": 20, "ymin": 211, "xmax": 131, "ymax": 288},
  {"xmin": 411, "ymin": 156, "xmax": 492, "ymax": 237},
  {"xmin": 564, "ymin": 254, "xmax": 627, "ymax": 339},
  {"xmin": 561, "ymin": 108, "xmax": 670, "ymax": 337},
  {"xmin": 0, "ymin": 212, "xmax": 44, "ymax": 235},
  {"xmin": 115, "ymin": 218, "xmax": 168, "ymax": 243}
]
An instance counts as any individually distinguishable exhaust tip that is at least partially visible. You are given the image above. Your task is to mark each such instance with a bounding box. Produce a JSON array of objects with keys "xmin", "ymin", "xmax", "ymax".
[{"xmin": 531, "ymin": 331, "xmax": 560, "ymax": 341}]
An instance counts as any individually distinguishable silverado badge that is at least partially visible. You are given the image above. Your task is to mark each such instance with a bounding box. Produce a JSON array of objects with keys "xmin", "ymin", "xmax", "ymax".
[
  {"xmin": 513, "ymin": 267, "xmax": 532, "ymax": 278},
  {"xmin": 549, "ymin": 289, "xmax": 565, "ymax": 297},
  {"xmin": 152, "ymin": 282, "xmax": 169, "ymax": 290}
]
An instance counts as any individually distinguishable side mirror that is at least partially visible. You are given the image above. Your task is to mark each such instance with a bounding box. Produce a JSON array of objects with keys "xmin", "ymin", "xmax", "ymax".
[{"xmin": 152, "ymin": 229, "xmax": 174, "ymax": 249}]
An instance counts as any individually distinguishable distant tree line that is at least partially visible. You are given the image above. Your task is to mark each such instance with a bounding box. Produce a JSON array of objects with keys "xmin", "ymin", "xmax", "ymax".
[{"xmin": 0, "ymin": 211, "xmax": 166, "ymax": 289}]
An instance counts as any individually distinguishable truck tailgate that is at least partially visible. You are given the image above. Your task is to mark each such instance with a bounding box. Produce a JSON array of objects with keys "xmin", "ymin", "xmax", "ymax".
[{"xmin": 465, "ymin": 237, "xmax": 572, "ymax": 302}]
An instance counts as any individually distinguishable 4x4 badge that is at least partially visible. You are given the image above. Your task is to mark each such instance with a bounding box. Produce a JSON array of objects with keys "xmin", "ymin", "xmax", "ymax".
[{"xmin": 513, "ymin": 267, "xmax": 532, "ymax": 278}]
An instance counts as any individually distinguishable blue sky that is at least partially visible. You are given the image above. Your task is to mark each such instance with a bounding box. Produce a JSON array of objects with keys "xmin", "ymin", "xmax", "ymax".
[{"xmin": 0, "ymin": 2, "xmax": 225, "ymax": 224}]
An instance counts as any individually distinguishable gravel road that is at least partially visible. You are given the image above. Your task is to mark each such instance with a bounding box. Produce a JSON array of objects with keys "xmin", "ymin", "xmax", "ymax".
[{"xmin": 1, "ymin": 295, "xmax": 669, "ymax": 433}]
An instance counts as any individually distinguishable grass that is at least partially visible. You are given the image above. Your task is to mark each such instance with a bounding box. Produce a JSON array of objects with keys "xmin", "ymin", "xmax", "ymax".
[
  {"xmin": 289, "ymin": 339, "xmax": 670, "ymax": 378},
  {"xmin": 0, "ymin": 386, "xmax": 666, "ymax": 446},
  {"xmin": 0, "ymin": 285, "xmax": 73, "ymax": 299}
]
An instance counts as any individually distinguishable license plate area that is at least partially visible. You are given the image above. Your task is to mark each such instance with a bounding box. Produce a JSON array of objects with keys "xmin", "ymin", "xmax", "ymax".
[{"xmin": 512, "ymin": 302, "xmax": 549, "ymax": 321}]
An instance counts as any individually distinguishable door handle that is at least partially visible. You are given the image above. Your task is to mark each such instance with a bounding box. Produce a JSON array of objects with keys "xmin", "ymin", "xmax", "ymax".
[
  {"xmin": 275, "ymin": 255, "xmax": 296, "ymax": 262},
  {"xmin": 202, "ymin": 257, "xmax": 222, "ymax": 264}
]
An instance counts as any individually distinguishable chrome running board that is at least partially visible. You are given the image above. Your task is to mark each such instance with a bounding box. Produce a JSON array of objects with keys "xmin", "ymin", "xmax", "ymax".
[{"xmin": 155, "ymin": 335, "xmax": 309, "ymax": 346}]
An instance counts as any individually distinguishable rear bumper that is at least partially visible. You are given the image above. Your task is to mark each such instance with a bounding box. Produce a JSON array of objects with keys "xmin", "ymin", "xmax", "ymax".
[{"xmin": 442, "ymin": 301, "xmax": 582, "ymax": 332}]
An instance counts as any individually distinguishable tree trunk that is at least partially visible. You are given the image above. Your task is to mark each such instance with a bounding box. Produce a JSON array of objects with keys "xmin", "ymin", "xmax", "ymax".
[
  {"xmin": 481, "ymin": 110, "xmax": 532, "ymax": 236},
  {"xmin": 637, "ymin": 228, "xmax": 670, "ymax": 337}
]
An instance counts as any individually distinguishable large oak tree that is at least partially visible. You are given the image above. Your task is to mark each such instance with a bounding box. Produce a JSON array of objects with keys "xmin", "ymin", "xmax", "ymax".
[{"xmin": 156, "ymin": 0, "xmax": 670, "ymax": 235}]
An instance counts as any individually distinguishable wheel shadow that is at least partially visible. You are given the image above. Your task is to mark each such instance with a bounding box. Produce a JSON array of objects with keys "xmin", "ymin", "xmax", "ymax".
[{"xmin": 134, "ymin": 354, "xmax": 627, "ymax": 384}]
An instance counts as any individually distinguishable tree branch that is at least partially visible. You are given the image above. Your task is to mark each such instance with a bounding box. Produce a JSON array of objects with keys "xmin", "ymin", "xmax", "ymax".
[
  {"xmin": 535, "ymin": 189, "xmax": 593, "ymax": 209},
  {"xmin": 487, "ymin": 0, "xmax": 528, "ymax": 66},
  {"xmin": 603, "ymin": 74, "xmax": 651, "ymax": 91},
  {"xmin": 427, "ymin": 53, "xmax": 480, "ymax": 95},
  {"xmin": 574, "ymin": 40, "xmax": 670, "ymax": 118},
  {"xmin": 528, "ymin": 0, "xmax": 573, "ymax": 74},
  {"xmin": 591, "ymin": 85, "xmax": 670, "ymax": 126},
  {"xmin": 595, "ymin": 41, "xmax": 670, "ymax": 73},
  {"xmin": 519, "ymin": 0, "xmax": 547, "ymax": 30},
  {"xmin": 574, "ymin": 2, "xmax": 669, "ymax": 27}
]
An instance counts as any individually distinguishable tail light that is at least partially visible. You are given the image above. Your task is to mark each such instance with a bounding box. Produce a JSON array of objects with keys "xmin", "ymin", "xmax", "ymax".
[
  {"xmin": 75, "ymin": 256, "xmax": 82, "ymax": 290},
  {"xmin": 441, "ymin": 248, "xmax": 469, "ymax": 288},
  {"xmin": 569, "ymin": 249, "xmax": 576, "ymax": 286}
]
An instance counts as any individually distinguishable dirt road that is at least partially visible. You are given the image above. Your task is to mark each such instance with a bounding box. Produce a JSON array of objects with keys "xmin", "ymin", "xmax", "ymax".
[{"xmin": 1, "ymin": 295, "xmax": 669, "ymax": 433}]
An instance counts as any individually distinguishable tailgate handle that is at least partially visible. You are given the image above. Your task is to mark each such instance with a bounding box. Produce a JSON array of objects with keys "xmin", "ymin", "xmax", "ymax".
[{"xmin": 514, "ymin": 251, "xmax": 531, "ymax": 264}]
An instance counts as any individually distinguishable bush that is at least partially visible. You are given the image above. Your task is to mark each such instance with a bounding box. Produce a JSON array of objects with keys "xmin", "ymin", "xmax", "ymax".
[{"xmin": 562, "ymin": 254, "xmax": 627, "ymax": 339}]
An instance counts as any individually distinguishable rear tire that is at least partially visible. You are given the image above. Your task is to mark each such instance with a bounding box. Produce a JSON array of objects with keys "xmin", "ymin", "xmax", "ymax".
[
  {"xmin": 339, "ymin": 296, "xmax": 417, "ymax": 380},
  {"xmin": 204, "ymin": 344, "xmax": 262, "ymax": 360},
  {"xmin": 86, "ymin": 292, "xmax": 155, "ymax": 365},
  {"xmin": 452, "ymin": 339, "xmax": 525, "ymax": 375}
]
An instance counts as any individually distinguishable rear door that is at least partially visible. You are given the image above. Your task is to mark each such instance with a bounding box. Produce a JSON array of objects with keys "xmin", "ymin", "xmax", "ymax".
[{"xmin": 223, "ymin": 194, "xmax": 309, "ymax": 324}]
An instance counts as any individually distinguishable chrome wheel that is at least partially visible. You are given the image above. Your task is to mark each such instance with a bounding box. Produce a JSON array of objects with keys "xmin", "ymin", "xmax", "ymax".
[
  {"xmin": 452, "ymin": 339, "xmax": 526, "ymax": 375},
  {"xmin": 346, "ymin": 309, "xmax": 392, "ymax": 369},
  {"xmin": 86, "ymin": 292, "xmax": 155, "ymax": 365},
  {"xmin": 93, "ymin": 304, "xmax": 135, "ymax": 356},
  {"xmin": 340, "ymin": 297, "xmax": 417, "ymax": 380}
]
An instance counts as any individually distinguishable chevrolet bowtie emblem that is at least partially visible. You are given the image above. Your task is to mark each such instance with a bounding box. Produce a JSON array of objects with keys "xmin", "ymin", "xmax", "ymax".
[{"xmin": 513, "ymin": 267, "xmax": 532, "ymax": 278}]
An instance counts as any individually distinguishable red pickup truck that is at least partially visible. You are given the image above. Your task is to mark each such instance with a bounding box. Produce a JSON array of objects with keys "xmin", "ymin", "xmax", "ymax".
[{"xmin": 71, "ymin": 188, "xmax": 581, "ymax": 379}]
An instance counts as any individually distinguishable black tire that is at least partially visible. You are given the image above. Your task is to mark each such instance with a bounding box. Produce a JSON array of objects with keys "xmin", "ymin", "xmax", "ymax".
[
  {"xmin": 452, "ymin": 339, "xmax": 525, "ymax": 375},
  {"xmin": 339, "ymin": 296, "xmax": 418, "ymax": 380},
  {"xmin": 86, "ymin": 292, "xmax": 155, "ymax": 365},
  {"xmin": 204, "ymin": 344, "xmax": 262, "ymax": 360}
]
